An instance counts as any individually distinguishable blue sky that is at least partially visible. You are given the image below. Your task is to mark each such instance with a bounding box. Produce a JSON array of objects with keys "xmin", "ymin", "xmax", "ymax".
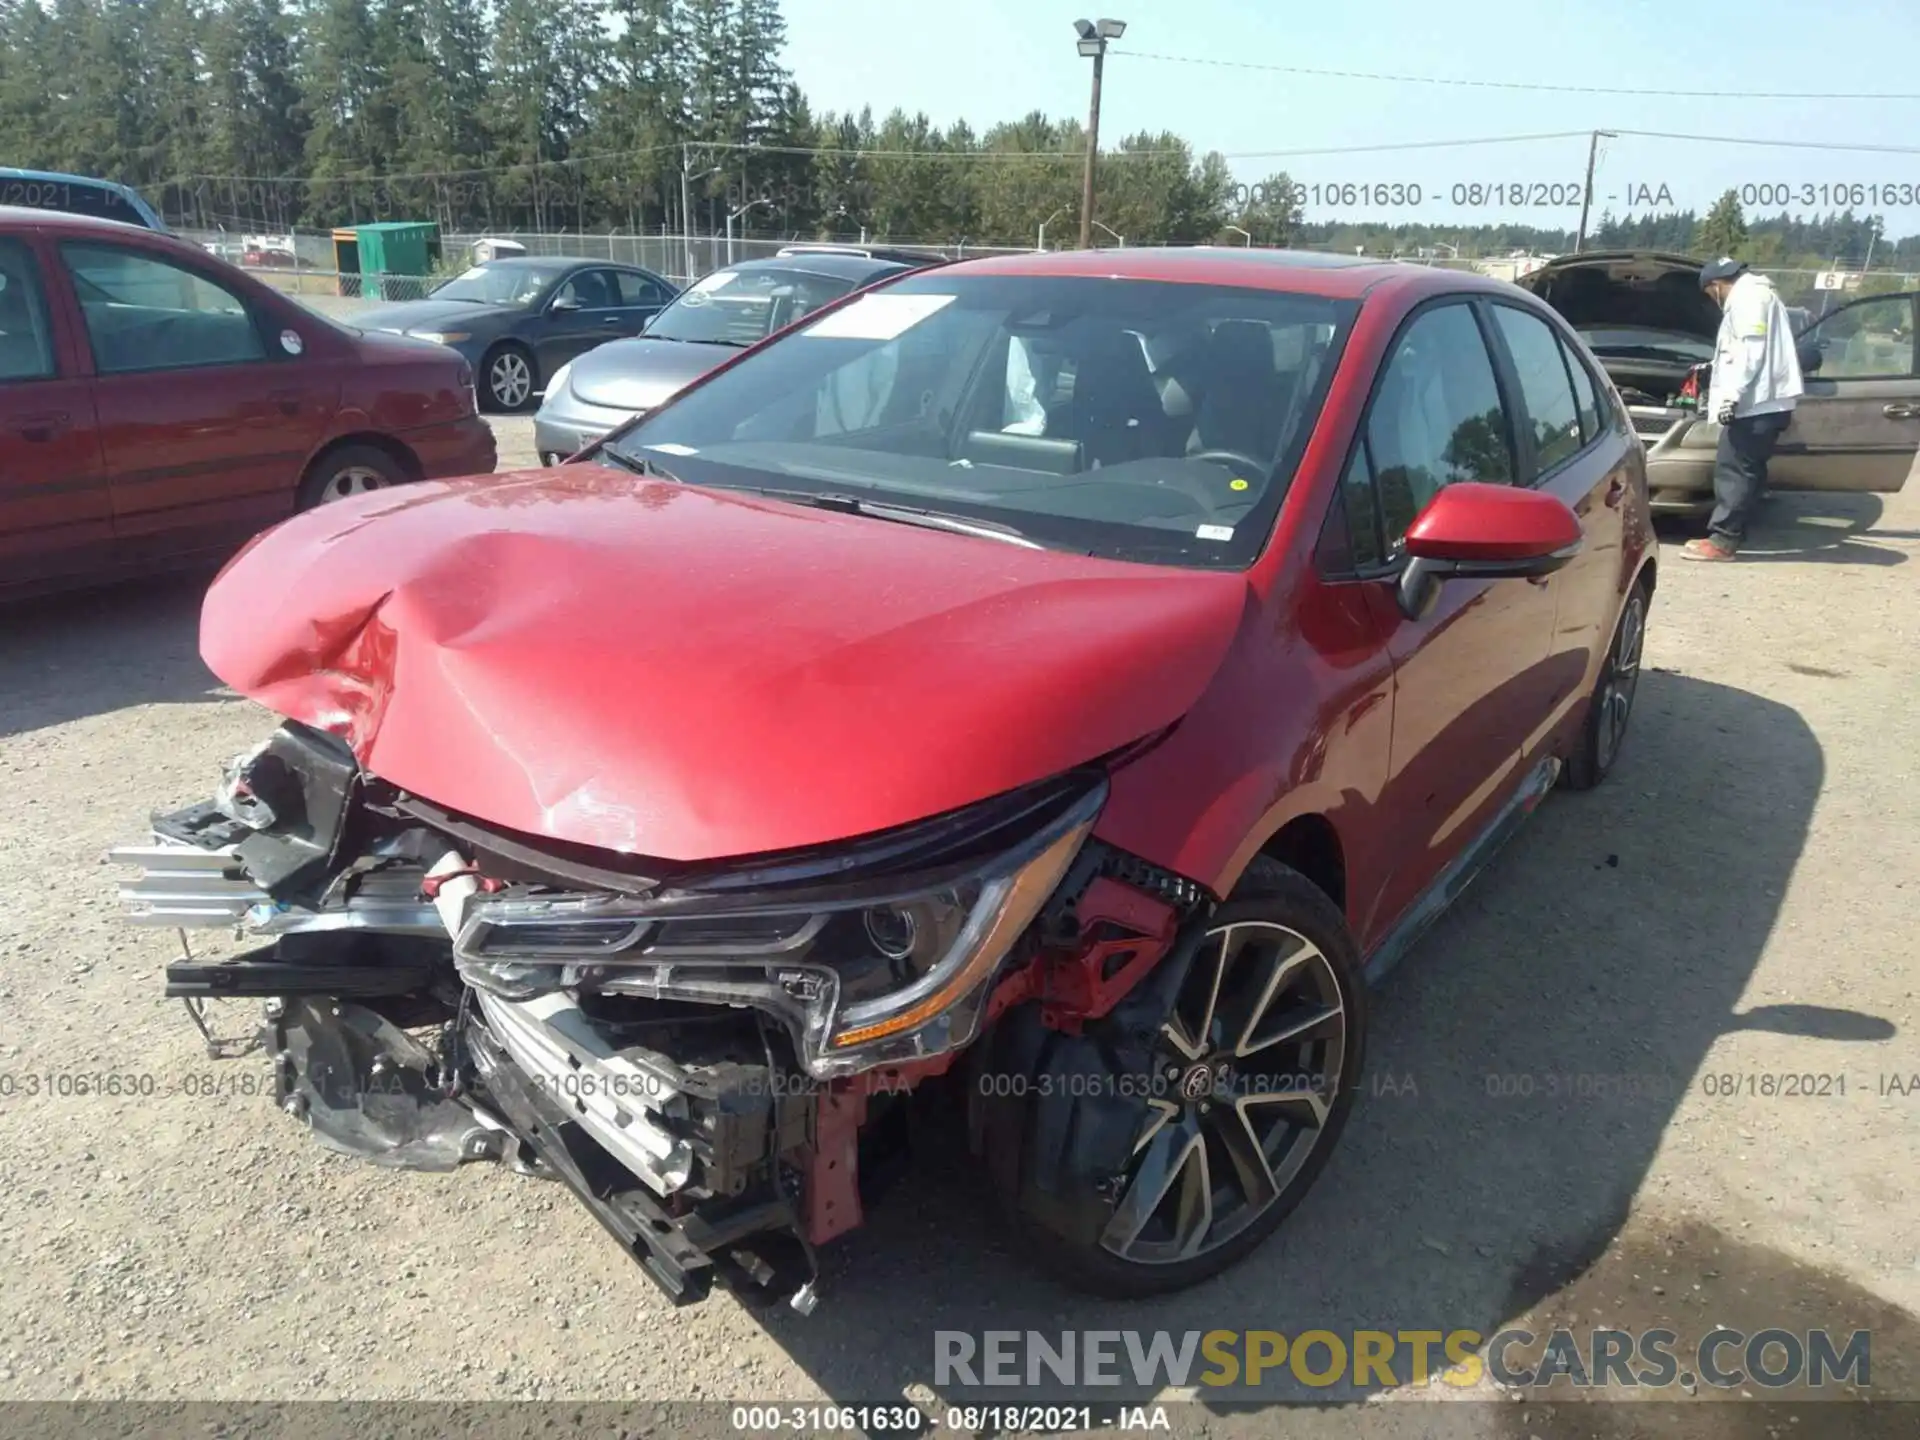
[{"xmin": 780, "ymin": 0, "xmax": 1920, "ymax": 240}]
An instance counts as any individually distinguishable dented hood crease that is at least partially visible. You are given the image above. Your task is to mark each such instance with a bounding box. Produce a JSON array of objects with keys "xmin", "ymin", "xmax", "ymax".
[{"xmin": 200, "ymin": 466, "xmax": 1251, "ymax": 862}]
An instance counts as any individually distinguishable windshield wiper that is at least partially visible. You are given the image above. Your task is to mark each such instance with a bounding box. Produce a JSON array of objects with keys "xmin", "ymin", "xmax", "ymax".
[
  {"xmin": 595, "ymin": 448, "xmax": 685, "ymax": 483},
  {"xmin": 741, "ymin": 488, "xmax": 1043, "ymax": 549}
]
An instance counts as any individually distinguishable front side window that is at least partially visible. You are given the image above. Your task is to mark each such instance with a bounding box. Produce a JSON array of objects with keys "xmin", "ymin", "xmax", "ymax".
[
  {"xmin": 606, "ymin": 274, "xmax": 1358, "ymax": 569},
  {"xmin": 553, "ymin": 269, "xmax": 619, "ymax": 310},
  {"xmin": 0, "ymin": 238, "xmax": 55, "ymax": 381},
  {"xmin": 1806, "ymin": 296, "xmax": 1916, "ymax": 379},
  {"xmin": 62, "ymin": 243, "xmax": 264, "ymax": 374},
  {"xmin": 645, "ymin": 266, "xmax": 863, "ymax": 347},
  {"xmin": 1360, "ymin": 302, "xmax": 1513, "ymax": 545},
  {"xmin": 1492, "ymin": 304, "xmax": 1585, "ymax": 475}
]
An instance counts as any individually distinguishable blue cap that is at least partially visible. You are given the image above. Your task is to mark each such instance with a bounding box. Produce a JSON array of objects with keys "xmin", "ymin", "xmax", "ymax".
[{"xmin": 1699, "ymin": 256, "xmax": 1748, "ymax": 289}]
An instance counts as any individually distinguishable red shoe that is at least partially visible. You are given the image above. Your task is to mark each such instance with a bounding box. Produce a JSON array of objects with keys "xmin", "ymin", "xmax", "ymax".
[{"xmin": 1680, "ymin": 537, "xmax": 1738, "ymax": 562}]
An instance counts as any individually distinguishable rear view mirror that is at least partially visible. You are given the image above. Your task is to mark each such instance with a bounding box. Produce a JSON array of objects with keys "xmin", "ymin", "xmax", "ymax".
[{"xmin": 1395, "ymin": 482, "xmax": 1582, "ymax": 621}]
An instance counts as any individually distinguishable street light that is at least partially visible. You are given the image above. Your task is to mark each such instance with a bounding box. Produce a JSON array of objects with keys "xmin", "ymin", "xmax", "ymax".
[
  {"xmin": 727, "ymin": 198, "xmax": 773, "ymax": 265},
  {"xmin": 1073, "ymin": 18, "xmax": 1126, "ymax": 250},
  {"xmin": 681, "ymin": 146, "xmax": 724, "ymax": 281},
  {"xmin": 1224, "ymin": 223, "xmax": 1252, "ymax": 247},
  {"xmin": 1037, "ymin": 205, "xmax": 1071, "ymax": 251},
  {"xmin": 1091, "ymin": 219, "xmax": 1124, "ymax": 248}
]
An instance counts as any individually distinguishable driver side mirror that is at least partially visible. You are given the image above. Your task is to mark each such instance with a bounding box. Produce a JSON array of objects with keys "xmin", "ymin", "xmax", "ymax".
[
  {"xmin": 1394, "ymin": 482, "xmax": 1582, "ymax": 621},
  {"xmin": 549, "ymin": 294, "xmax": 582, "ymax": 313}
]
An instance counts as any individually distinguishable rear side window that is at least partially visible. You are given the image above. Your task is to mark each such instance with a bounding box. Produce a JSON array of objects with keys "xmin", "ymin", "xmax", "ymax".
[
  {"xmin": 1491, "ymin": 304, "xmax": 1584, "ymax": 476},
  {"xmin": 0, "ymin": 238, "xmax": 56, "ymax": 381},
  {"xmin": 1363, "ymin": 302, "xmax": 1513, "ymax": 543},
  {"xmin": 615, "ymin": 271, "xmax": 669, "ymax": 308},
  {"xmin": 62, "ymin": 243, "xmax": 265, "ymax": 375}
]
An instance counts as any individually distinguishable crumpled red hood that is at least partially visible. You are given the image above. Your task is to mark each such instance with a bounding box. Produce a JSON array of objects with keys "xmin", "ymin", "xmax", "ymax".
[{"xmin": 202, "ymin": 465, "xmax": 1251, "ymax": 861}]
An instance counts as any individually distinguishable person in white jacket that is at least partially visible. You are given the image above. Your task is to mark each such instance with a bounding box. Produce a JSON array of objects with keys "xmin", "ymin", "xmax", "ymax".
[{"xmin": 1682, "ymin": 257, "xmax": 1805, "ymax": 561}]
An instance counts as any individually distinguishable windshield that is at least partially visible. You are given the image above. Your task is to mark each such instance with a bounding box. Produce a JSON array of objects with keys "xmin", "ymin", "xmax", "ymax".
[
  {"xmin": 1577, "ymin": 326, "xmax": 1713, "ymax": 362},
  {"xmin": 606, "ymin": 273, "xmax": 1356, "ymax": 569},
  {"xmin": 431, "ymin": 263, "xmax": 562, "ymax": 306},
  {"xmin": 647, "ymin": 265, "xmax": 860, "ymax": 345}
]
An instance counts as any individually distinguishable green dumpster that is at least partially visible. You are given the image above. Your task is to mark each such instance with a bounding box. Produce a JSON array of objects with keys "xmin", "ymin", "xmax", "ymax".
[{"xmin": 331, "ymin": 222, "xmax": 441, "ymax": 301}]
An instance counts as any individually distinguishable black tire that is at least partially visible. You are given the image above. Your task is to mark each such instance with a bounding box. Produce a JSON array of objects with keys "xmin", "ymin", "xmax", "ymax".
[
  {"xmin": 979, "ymin": 856, "xmax": 1367, "ymax": 1299},
  {"xmin": 294, "ymin": 443, "xmax": 410, "ymax": 511},
  {"xmin": 480, "ymin": 342, "xmax": 537, "ymax": 412},
  {"xmin": 1563, "ymin": 576, "xmax": 1651, "ymax": 791}
]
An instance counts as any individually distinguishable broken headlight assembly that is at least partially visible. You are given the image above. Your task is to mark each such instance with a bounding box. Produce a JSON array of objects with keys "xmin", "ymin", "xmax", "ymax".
[{"xmin": 452, "ymin": 777, "xmax": 1106, "ymax": 1078}]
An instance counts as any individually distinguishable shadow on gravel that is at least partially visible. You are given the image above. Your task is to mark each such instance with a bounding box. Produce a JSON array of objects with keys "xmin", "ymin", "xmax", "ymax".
[
  {"xmin": 0, "ymin": 571, "xmax": 231, "ymax": 738},
  {"xmin": 746, "ymin": 672, "xmax": 1908, "ymax": 1427},
  {"xmin": 1656, "ymin": 491, "xmax": 1909, "ymax": 567}
]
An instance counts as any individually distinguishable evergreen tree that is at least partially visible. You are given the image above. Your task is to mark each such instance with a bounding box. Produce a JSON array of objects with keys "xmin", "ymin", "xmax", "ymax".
[{"xmin": 1696, "ymin": 188, "xmax": 1749, "ymax": 258}]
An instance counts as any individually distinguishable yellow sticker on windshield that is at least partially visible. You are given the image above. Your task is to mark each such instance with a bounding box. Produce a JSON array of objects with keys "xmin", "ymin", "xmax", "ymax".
[{"xmin": 1230, "ymin": 477, "xmax": 1250, "ymax": 491}]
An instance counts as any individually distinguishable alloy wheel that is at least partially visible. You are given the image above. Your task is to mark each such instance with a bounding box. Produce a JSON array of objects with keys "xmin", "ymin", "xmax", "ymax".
[
  {"xmin": 489, "ymin": 351, "xmax": 533, "ymax": 409},
  {"xmin": 1098, "ymin": 921, "xmax": 1348, "ymax": 1266},
  {"xmin": 315, "ymin": 465, "xmax": 390, "ymax": 505},
  {"xmin": 1595, "ymin": 592, "xmax": 1645, "ymax": 774}
]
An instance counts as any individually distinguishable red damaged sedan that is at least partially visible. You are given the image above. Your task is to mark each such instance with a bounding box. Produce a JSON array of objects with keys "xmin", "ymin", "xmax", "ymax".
[{"xmin": 114, "ymin": 248, "xmax": 1653, "ymax": 1307}]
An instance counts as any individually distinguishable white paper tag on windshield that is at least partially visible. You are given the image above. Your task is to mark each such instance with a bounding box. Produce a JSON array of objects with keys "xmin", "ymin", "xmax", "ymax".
[
  {"xmin": 802, "ymin": 293, "xmax": 956, "ymax": 341},
  {"xmin": 688, "ymin": 270, "xmax": 735, "ymax": 294},
  {"xmin": 646, "ymin": 442, "xmax": 699, "ymax": 456},
  {"xmin": 1196, "ymin": 524, "xmax": 1235, "ymax": 542}
]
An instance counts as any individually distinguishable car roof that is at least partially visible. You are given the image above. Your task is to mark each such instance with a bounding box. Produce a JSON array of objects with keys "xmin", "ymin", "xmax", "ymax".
[
  {"xmin": 0, "ymin": 202, "xmax": 170, "ymax": 237},
  {"xmin": 0, "ymin": 170, "xmax": 166, "ymax": 229},
  {"xmin": 720, "ymin": 252, "xmax": 921, "ymax": 283},
  {"xmin": 932, "ymin": 245, "xmax": 1503, "ymax": 300}
]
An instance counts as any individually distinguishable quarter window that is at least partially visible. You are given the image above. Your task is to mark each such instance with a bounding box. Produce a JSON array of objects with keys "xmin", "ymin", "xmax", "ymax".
[
  {"xmin": 1361, "ymin": 302, "xmax": 1514, "ymax": 547},
  {"xmin": 0, "ymin": 239, "xmax": 55, "ymax": 381},
  {"xmin": 1562, "ymin": 336, "xmax": 1607, "ymax": 443},
  {"xmin": 62, "ymin": 243, "xmax": 263, "ymax": 374},
  {"xmin": 1491, "ymin": 304, "xmax": 1584, "ymax": 475}
]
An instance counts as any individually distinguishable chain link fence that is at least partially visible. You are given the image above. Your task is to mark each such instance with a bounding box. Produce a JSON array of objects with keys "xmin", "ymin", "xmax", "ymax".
[
  {"xmin": 176, "ymin": 227, "xmax": 1038, "ymax": 305},
  {"xmin": 175, "ymin": 226, "xmax": 1919, "ymax": 316}
]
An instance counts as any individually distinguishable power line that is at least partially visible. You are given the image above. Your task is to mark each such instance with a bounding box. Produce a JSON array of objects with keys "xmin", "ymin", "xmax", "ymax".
[
  {"xmin": 1113, "ymin": 47, "xmax": 1920, "ymax": 102},
  {"xmin": 1611, "ymin": 128, "xmax": 1920, "ymax": 155},
  {"xmin": 1217, "ymin": 131, "xmax": 1591, "ymax": 159}
]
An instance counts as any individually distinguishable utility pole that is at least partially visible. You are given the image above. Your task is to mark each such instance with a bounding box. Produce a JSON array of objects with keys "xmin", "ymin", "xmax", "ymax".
[
  {"xmin": 1575, "ymin": 129, "xmax": 1615, "ymax": 254},
  {"xmin": 1075, "ymin": 20, "xmax": 1126, "ymax": 250},
  {"xmin": 1079, "ymin": 48, "xmax": 1103, "ymax": 250}
]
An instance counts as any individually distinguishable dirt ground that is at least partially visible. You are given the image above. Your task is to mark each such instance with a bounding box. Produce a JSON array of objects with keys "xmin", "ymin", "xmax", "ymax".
[{"xmin": 1, "ymin": 434, "xmax": 1917, "ymax": 1437}]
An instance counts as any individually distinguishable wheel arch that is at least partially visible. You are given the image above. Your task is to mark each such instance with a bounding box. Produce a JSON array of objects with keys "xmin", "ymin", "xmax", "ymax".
[
  {"xmin": 302, "ymin": 432, "xmax": 424, "ymax": 486},
  {"xmin": 1255, "ymin": 812, "xmax": 1348, "ymax": 916}
]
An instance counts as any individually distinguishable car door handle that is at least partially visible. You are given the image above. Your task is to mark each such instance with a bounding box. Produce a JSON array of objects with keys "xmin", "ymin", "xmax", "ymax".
[
  {"xmin": 599, "ymin": 315, "xmax": 624, "ymax": 325},
  {"xmin": 10, "ymin": 411, "xmax": 69, "ymax": 441},
  {"xmin": 1884, "ymin": 403, "xmax": 1919, "ymax": 419}
]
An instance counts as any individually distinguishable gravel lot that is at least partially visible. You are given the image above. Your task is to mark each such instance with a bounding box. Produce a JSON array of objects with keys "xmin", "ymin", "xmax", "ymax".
[{"xmin": 2, "ymin": 432, "xmax": 1917, "ymax": 1436}]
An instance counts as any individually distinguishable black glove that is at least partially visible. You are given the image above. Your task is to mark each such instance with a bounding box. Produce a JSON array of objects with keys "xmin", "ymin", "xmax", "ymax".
[{"xmin": 1714, "ymin": 399, "xmax": 1737, "ymax": 425}]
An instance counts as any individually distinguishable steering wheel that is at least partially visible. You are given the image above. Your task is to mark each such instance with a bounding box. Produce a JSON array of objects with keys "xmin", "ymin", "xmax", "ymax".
[{"xmin": 1187, "ymin": 448, "xmax": 1272, "ymax": 487}]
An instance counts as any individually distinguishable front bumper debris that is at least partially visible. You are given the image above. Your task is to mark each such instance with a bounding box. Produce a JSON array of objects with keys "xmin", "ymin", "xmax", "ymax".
[{"xmin": 262, "ymin": 991, "xmax": 818, "ymax": 1307}]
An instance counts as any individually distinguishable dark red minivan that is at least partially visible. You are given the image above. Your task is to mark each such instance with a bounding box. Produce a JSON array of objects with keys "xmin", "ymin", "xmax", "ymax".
[{"xmin": 0, "ymin": 205, "xmax": 495, "ymax": 598}]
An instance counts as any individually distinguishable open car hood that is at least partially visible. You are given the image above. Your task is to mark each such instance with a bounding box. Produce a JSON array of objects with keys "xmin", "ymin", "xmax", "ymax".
[
  {"xmin": 200, "ymin": 466, "xmax": 1251, "ymax": 862},
  {"xmin": 1516, "ymin": 251, "xmax": 1720, "ymax": 342}
]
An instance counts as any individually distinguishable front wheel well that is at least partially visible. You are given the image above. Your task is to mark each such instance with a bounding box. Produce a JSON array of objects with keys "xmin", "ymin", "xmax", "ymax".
[
  {"xmin": 304, "ymin": 432, "xmax": 423, "ymax": 485},
  {"xmin": 1257, "ymin": 814, "xmax": 1347, "ymax": 917}
]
